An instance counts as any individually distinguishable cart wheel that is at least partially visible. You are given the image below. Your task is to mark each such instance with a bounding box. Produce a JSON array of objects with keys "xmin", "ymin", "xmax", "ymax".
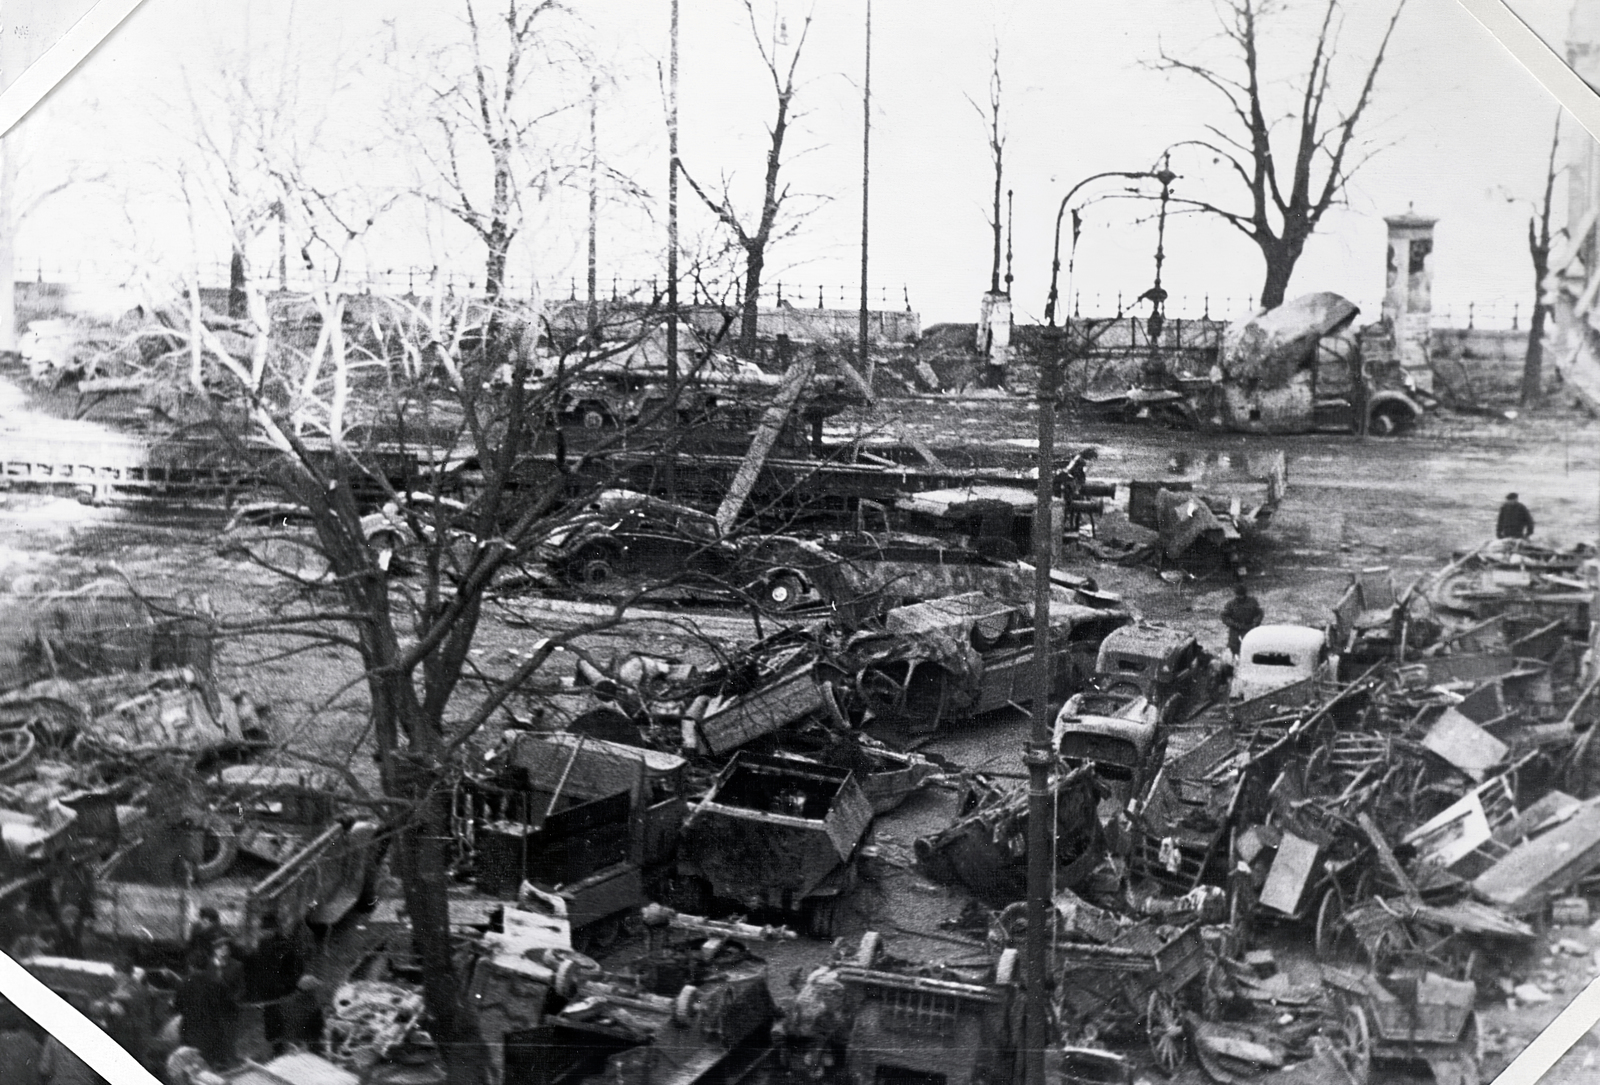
[
  {"xmin": 1226, "ymin": 877, "xmax": 1254, "ymax": 959},
  {"xmin": 1146, "ymin": 990, "xmax": 1186, "ymax": 1075},
  {"xmin": 1330, "ymin": 1002, "xmax": 1372, "ymax": 1085},
  {"xmin": 1315, "ymin": 888, "xmax": 1345, "ymax": 961},
  {"xmin": 1352, "ymin": 867, "xmax": 1375, "ymax": 903}
]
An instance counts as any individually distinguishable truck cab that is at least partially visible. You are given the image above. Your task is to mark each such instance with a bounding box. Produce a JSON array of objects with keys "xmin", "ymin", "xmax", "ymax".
[
  {"xmin": 1090, "ymin": 624, "xmax": 1217, "ymax": 725},
  {"xmin": 92, "ymin": 766, "xmax": 381, "ymax": 956},
  {"xmin": 1052, "ymin": 690, "xmax": 1162, "ymax": 815},
  {"xmin": 1229, "ymin": 624, "xmax": 1337, "ymax": 705}
]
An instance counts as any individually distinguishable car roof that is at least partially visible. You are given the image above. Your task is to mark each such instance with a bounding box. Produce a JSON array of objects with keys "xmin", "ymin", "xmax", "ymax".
[
  {"xmin": 1240, "ymin": 624, "xmax": 1326, "ymax": 652},
  {"xmin": 1099, "ymin": 623, "xmax": 1195, "ymax": 656}
]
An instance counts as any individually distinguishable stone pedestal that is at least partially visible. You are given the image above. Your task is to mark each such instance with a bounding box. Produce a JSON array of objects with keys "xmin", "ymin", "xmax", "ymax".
[{"xmin": 1383, "ymin": 213, "xmax": 1437, "ymax": 393}]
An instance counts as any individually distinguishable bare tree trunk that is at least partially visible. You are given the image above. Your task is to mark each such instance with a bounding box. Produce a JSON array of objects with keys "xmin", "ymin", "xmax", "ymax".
[
  {"xmin": 1522, "ymin": 294, "xmax": 1547, "ymax": 406},
  {"xmin": 740, "ymin": 249, "xmax": 763, "ymax": 357},
  {"xmin": 229, "ymin": 250, "xmax": 249, "ymax": 319},
  {"xmin": 1258, "ymin": 237, "xmax": 1304, "ymax": 311},
  {"xmin": 391, "ymin": 755, "xmax": 489, "ymax": 1085}
]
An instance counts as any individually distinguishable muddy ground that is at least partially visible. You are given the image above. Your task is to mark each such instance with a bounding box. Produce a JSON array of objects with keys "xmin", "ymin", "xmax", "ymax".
[{"xmin": 4, "ymin": 381, "xmax": 1600, "ymax": 1082}]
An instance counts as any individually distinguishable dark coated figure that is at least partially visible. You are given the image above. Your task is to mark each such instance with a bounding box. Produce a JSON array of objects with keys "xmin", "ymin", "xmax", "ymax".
[{"xmin": 1496, "ymin": 492, "xmax": 1534, "ymax": 539}]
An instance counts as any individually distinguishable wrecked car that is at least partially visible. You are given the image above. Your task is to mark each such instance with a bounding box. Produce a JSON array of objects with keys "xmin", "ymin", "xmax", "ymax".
[
  {"xmin": 1089, "ymin": 623, "xmax": 1219, "ymax": 725},
  {"xmin": 1052, "ymin": 690, "xmax": 1162, "ymax": 814},
  {"xmin": 1229, "ymin": 624, "xmax": 1337, "ymax": 705},
  {"xmin": 675, "ymin": 751, "xmax": 872, "ymax": 936},
  {"xmin": 538, "ymin": 489, "xmax": 832, "ymax": 609},
  {"xmin": 92, "ymin": 765, "xmax": 382, "ymax": 956}
]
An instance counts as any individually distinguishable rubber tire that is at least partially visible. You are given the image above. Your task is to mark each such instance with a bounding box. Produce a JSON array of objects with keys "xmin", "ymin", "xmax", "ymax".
[
  {"xmin": 192, "ymin": 816, "xmax": 239, "ymax": 884},
  {"xmin": 579, "ymin": 405, "xmax": 610, "ymax": 429},
  {"xmin": 573, "ymin": 547, "xmax": 618, "ymax": 588},
  {"xmin": 763, "ymin": 572, "xmax": 805, "ymax": 610}
]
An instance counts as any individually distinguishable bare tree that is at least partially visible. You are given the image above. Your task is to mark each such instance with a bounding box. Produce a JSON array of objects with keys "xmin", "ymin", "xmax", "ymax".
[
  {"xmin": 968, "ymin": 41, "xmax": 1005, "ymax": 296},
  {"xmin": 403, "ymin": 0, "xmax": 590, "ymax": 301},
  {"xmin": 1154, "ymin": 0, "xmax": 1408, "ymax": 310},
  {"xmin": 679, "ymin": 1, "xmax": 815, "ymax": 358},
  {"xmin": 1523, "ymin": 113, "xmax": 1562, "ymax": 406}
]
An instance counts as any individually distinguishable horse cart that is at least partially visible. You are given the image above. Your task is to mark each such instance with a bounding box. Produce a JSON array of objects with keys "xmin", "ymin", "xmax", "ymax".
[{"xmin": 1048, "ymin": 920, "xmax": 1210, "ymax": 1076}]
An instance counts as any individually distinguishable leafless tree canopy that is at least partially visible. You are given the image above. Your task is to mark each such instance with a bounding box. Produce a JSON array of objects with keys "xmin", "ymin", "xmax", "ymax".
[
  {"xmin": 1154, "ymin": 0, "xmax": 1407, "ymax": 310},
  {"xmin": 678, "ymin": 0, "xmax": 816, "ymax": 358}
]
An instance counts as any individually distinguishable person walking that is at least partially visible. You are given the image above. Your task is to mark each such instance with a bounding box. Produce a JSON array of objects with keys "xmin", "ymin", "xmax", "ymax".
[
  {"xmin": 175, "ymin": 946, "xmax": 242, "ymax": 1070},
  {"xmin": 1221, "ymin": 582, "xmax": 1264, "ymax": 657},
  {"xmin": 1496, "ymin": 492, "xmax": 1534, "ymax": 539}
]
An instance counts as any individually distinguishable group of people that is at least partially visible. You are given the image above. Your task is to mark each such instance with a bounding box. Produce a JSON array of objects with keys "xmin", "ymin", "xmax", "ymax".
[{"xmin": 168, "ymin": 909, "xmax": 326, "ymax": 1079}]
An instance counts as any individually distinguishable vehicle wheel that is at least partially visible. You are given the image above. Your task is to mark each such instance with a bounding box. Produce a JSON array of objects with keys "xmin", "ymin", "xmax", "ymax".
[
  {"xmin": 1145, "ymin": 989, "xmax": 1186, "ymax": 1075},
  {"xmin": 1330, "ymin": 1002, "xmax": 1372, "ymax": 1085},
  {"xmin": 572, "ymin": 546, "xmax": 617, "ymax": 588},
  {"xmin": 579, "ymin": 405, "xmax": 610, "ymax": 429},
  {"xmin": 192, "ymin": 815, "xmax": 239, "ymax": 884},
  {"xmin": 1315, "ymin": 887, "xmax": 1345, "ymax": 961},
  {"xmin": 763, "ymin": 572, "xmax": 805, "ymax": 610},
  {"xmin": 1368, "ymin": 406, "xmax": 1409, "ymax": 437}
]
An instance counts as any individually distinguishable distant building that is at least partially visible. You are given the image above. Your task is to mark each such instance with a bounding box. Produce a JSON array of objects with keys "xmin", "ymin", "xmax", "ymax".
[{"xmin": 1546, "ymin": 0, "xmax": 1600, "ymax": 407}]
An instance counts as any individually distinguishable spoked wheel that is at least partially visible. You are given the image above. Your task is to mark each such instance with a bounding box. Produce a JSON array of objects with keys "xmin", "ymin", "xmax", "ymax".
[
  {"xmin": 1145, "ymin": 989, "xmax": 1186, "ymax": 1076},
  {"xmin": 1315, "ymin": 887, "xmax": 1346, "ymax": 961},
  {"xmin": 1330, "ymin": 1001, "xmax": 1372, "ymax": 1085}
]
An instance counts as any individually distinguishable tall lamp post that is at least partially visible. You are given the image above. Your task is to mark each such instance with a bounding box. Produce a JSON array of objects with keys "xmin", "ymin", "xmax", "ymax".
[{"xmin": 1022, "ymin": 166, "xmax": 1176, "ymax": 1085}]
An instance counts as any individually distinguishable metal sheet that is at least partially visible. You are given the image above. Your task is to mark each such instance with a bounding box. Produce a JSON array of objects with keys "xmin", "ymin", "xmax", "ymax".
[
  {"xmin": 1258, "ymin": 832, "xmax": 1320, "ymax": 915},
  {"xmin": 1421, "ymin": 708, "xmax": 1508, "ymax": 780}
]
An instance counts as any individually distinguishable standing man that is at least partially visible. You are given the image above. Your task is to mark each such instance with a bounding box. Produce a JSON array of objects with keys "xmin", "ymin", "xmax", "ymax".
[
  {"xmin": 1221, "ymin": 582, "xmax": 1264, "ymax": 658},
  {"xmin": 1496, "ymin": 492, "xmax": 1534, "ymax": 539}
]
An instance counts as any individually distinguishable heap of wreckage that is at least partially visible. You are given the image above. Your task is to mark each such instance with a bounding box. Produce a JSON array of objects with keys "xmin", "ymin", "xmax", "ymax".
[
  {"xmin": 308, "ymin": 532, "xmax": 1596, "ymax": 1085},
  {"xmin": 6, "ymin": 532, "xmax": 1600, "ymax": 1085}
]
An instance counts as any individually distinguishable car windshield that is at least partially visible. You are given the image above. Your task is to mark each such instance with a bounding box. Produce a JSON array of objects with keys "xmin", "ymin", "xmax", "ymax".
[{"xmin": 1249, "ymin": 652, "xmax": 1299, "ymax": 667}]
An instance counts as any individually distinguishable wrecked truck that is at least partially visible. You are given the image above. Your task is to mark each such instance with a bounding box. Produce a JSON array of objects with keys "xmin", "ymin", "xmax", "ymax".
[
  {"xmin": 1080, "ymin": 292, "xmax": 1426, "ymax": 436},
  {"xmin": 461, "ymin": 731, "xmax": 690, "ymax": 949},
  {"xmin": 778, "ymin": 931, "xmax": 1022, "ymax": 1085},
  {"xmin": 92, "ymin": 765, "xmax": 382, "ymax": 956},
  {"xmin": 676, "ymin": 751, "xmax": 872, "ymax": 937}
]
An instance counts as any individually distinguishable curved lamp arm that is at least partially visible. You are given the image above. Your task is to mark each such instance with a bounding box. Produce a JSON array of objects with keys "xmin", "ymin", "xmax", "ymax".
[{"xmin": 1045, "ymin": 169, "xmax": 1177, "ymax": 326}]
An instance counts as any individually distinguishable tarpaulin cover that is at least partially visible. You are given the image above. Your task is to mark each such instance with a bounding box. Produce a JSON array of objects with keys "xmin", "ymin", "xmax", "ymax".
[{"xmin": 1223, "ymin": 292, "xmax": 1360, "ymax": 389}]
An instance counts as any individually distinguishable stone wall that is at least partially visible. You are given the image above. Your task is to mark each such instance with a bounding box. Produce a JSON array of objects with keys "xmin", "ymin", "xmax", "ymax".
[{"xmin": 1428, "ymin": 327, "xmax": 1531, "ymax": 405}]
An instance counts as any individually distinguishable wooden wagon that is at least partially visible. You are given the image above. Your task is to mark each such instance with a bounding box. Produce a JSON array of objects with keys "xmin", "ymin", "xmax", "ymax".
[{"xmin": 1050, "ymin": 921, "xmax": 1209, "ymax": 1075}]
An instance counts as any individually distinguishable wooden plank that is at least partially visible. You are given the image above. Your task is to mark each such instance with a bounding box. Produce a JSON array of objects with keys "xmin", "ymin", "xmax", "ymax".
[
  {"xmin": 1473, "ymin": 798, "xmax": 1600, "ymax": 914},
  {"xmin": 696, "ymin": 664, "xmax": 825, "ymax": 755},
  {"xmin": 1258, "ymin": 832, "xmax": 1320, "ymax": 915}
]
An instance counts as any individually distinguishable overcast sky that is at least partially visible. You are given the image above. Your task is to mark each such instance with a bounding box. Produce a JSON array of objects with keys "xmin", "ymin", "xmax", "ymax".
[{"xmin": 14, "ymin": 0, "xmax": 1594, "ymax": 327}]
